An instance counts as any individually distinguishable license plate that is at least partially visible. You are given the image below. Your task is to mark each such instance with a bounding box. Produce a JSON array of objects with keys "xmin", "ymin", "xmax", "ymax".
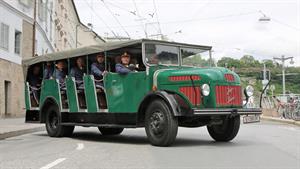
[{"xmin": 243, "ymin": 115, "xmax": 260, "ymax": 124}]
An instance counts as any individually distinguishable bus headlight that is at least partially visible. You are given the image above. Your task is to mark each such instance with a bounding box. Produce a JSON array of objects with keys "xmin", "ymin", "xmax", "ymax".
[
  {"xmin": 244, "ymin": 85, "xmax": 254, "ymax": 97},
  {"xmin": 201, "ymin": 84, "xmax": 210, "ymax": 96}
]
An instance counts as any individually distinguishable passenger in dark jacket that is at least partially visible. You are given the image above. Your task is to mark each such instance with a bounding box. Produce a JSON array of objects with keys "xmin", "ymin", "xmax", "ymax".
[
  {"xmin": 28, "ymin": 65, "xmax": 42, "ymax": 106},
  {"xmin": 91, "ymin": 54, "xmax": 106, "ymax": 82},
  {"xmin": 53, "ymin": 60, "xmax": 66, "ymax": 84},
  {"xmin": 43, "ymin": 62, "xmax": 53, "ymax": 79},
  {"xmin": 70, "ymin": 57, "xmax": 86, "ymax": 88},
  {"xmin": 115, "ymin": 52, "xmax": 135, "ymax": 74}
]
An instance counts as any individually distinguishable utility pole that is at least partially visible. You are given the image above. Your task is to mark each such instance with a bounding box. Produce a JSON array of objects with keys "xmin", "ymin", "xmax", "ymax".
[
  {"xmin": 273, "ymin": 55, "xmax": 294, "ymax": 95},
  {"xmin": 32, "ymin": 0, "xmax": 37, "ymax": 57}
]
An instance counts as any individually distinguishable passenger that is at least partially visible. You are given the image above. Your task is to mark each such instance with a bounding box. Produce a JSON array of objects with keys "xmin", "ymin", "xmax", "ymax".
[
  {"xmin": 91, "ymin": 53, "xmax": 106, "ymax": 86},
  {"xmin": 28, "ymin": 65, "xmax": 42, "ymax": 88},
  {"xmin": 53, "ymin": 60, "xmax": 66, "ymax": 85},
  {"xmin": 115, "ymin": 52, "xmax": 136, "ymax": 74},
  {"xmin": 70, "ymin": 57, "xmax": 86, "ymax": 89},
  {"xmin": 27, "ymin": 65, "xmax": 42, "ymax": 106},
  {"xmin": 44, "ymin": 62, "xmax": 53, "ymax": 79},
  {"xmin": 91, "ymin": 54, "xmax": 107, "ymax": 109}
]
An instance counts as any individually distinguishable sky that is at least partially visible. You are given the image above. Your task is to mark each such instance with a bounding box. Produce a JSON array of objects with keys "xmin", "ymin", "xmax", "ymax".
[{"xmin": 74, "ymin": 0, "xmax": 300, "ymax": 66}]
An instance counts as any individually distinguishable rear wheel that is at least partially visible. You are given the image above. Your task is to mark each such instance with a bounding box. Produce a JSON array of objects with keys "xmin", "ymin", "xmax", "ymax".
[
  {"xmin": 145, "ymin": 99, "xmax": 178, "ymax": 147},
  {"xmin": 98, "ymin": 127, "xmax": 124, "ymax": 135},
  {"xmin": 45, "ymin": 104, "xmax": 74, "ymax": 137},
  {"xmin": 207, "ymin": 115, "xmax": 240, "ymax": 142}
]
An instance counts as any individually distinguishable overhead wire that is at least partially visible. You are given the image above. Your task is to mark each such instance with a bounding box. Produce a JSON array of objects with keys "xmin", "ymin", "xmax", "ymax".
[
  {"xmin": 100, "ymin": 0, "xmax": 131, "ymax": 38},
  {"xmin": 80, "ymin": 1, "xmax": 119, "ymax": 40},
  {"xmin": 152, "ymin": 0, "xmax": 163, "ymax": 37},
  {"xmin": 131, "ymin": 0, "xmax": 148, "ymax": 37}
]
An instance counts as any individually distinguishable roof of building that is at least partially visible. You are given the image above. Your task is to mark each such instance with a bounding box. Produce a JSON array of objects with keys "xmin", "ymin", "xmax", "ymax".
[{"xmin": 70, "ymin": 0, "xmax": 106, "ymax": 43}]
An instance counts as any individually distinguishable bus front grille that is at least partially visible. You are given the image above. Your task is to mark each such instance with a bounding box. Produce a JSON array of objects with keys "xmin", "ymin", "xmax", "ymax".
[{"xmin": 215, "ymin": 86, "xmax": 242, "ymax": 106}]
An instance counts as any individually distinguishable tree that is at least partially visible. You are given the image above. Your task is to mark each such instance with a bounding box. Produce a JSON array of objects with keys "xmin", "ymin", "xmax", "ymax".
[{"xmin": 217, "ymin": 57, "xmax": 241, "ymax": 68}]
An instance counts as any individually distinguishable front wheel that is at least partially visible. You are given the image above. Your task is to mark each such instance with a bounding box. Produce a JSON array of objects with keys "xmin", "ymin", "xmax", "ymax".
[
  {"xmin": 207, "ymin": 115, "xmax": 240, "ymax": 142},
  {"xmin": 98, "ymin": 127, "xmax": 124, "ymax": 135},
  {"xmin": 145, "ymin": 99, "xmax": 178, "ymax": 147},
  {"xmin": 45, "ymin": 104, "xmax": 74, "ymax": 137}
]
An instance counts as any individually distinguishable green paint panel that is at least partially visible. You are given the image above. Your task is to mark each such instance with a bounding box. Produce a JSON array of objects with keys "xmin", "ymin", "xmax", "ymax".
[
  {"xmin": 104, "ymin": 72, "xmax": 148, "ymax": 113},
  {"xmin": 84, "ymin": 75, "xmax": 98, "ymax": 112},
  {"xmin": 39, "ymin": 80, "xmax": 61, "ymax": 109},
  {"xmin": 66, "ymin": 77, "xmax": 79, "ymax": 112}
]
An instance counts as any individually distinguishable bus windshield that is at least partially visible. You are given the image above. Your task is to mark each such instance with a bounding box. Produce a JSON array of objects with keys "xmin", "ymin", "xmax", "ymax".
[
  {"xmin": 181, "ymin": 47, "xmax": 212, "ymax": 67},
  {"xmin": 145, "ymin": 44, "xmax": 179, "ymax": 66}
]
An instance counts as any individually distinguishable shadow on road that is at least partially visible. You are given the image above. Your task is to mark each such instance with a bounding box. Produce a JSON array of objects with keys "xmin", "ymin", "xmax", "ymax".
[{"xmin": 34, "ymin": 131, "xmax": 253, "ymax": 147}]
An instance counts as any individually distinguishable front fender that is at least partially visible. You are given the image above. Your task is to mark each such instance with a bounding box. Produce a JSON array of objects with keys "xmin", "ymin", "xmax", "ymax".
[{"xmin": 138, "ymin": 90, "xmax": 192, "ymax": 117}]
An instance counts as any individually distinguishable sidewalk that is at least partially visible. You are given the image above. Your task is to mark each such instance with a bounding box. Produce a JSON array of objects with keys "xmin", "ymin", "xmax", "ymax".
[
  {"xmin": 261, "ymin": 115, "xmax": 300, "ymax": 127},
  {"xmin": 0, "ymin": 118, "xmax": 44, "ymax": 140}
]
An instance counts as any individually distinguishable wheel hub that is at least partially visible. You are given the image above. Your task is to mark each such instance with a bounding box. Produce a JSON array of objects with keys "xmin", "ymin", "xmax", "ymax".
[
  {"xmin": 49, "ymin": 112, "xmax": 58, "ymax": 130},
  {"xmin": 149, "ymin": 111, "xmax": 165, "ymax": 135}
]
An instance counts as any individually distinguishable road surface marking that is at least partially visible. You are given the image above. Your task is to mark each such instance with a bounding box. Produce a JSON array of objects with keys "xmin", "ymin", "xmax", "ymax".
[
  {"xmin": 40, "ymin": 158, "xmax": 66, "ymax": 169},
  {"xmin": 76, "ymin": 143, "xmax": 84, "ymax": 150}
]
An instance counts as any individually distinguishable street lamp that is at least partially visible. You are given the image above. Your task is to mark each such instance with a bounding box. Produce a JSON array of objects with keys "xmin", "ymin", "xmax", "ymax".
[
  {"xmin": 258, "ymin": 11, "xmax": 271, "ymax": 22},
  {"xmin": 273, "ymin": 55, "xmax": 294, "ymax": 95}
]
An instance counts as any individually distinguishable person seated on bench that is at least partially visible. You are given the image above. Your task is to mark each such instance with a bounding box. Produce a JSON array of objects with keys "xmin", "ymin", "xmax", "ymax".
[
  {"xmin": 115, "ymin": 52, "xmax": 136, "ymax": 74},
  {"xmin": 28, "ymin": 65, "xmax": 42, "ymax": 107},
  {"xmin": 70, "ymin": 57, "xmax": 86, "ymax": 90},
  {"xmin": 53, "ymin": 60, "xmax": 66, "ymax": 85},
  {"xmin": 70, "ymin": 57, "xmax": 86, "ymax": 108},
  {"xmin": 91, "ymin": 53, "xmax": 106, "ymax": 89},
  {"xmin": 44, "ymin": 62, "xmax": 54, "ymax": 79},
  {"xmin": 91, "ymin": 54, "xmax": 107, "ymax": 109}
]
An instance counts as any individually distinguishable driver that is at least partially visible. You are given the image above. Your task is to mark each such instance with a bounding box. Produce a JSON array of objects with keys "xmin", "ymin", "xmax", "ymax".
[{"xmin": 115, "ymin": 52, "xmax": 136, "ymax": 74}]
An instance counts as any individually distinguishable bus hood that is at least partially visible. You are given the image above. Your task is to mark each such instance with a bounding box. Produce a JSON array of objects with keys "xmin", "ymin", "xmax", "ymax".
[{"xmin": 154, "ymin": 67, "xmax": 241, "ymax": 85}]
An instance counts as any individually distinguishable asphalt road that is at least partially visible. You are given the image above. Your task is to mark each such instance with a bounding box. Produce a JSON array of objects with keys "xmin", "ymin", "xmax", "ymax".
[{"xmin": 0, "ymin": 120, "xmax": 299, "ymax": 169}]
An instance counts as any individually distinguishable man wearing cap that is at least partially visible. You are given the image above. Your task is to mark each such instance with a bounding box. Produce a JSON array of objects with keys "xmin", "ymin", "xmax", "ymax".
[{"xmin": 115, "ymin": 52, "xmax": 136, "ymax": 74}]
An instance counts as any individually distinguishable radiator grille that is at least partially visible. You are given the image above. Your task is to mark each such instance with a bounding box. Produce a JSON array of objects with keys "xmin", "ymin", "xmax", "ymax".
[{"xmin": 215, "ymin": 86, "xmax": 242, "ymax": 106}]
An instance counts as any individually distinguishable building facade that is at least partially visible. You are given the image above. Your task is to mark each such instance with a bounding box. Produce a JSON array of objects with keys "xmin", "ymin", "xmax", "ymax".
[{"xmin": 0, "ymin": 0, "xmax": 104, "ymax": 118}]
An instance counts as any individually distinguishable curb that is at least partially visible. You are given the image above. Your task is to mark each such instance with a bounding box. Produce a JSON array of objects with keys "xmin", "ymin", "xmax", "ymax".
[
  {"xmin": 261, "ymin": 116, "xmax": 300, "ymax": 127},
  {"xmin": 0, "ymin": 127, "xmax": 44, "ymax": 140}
]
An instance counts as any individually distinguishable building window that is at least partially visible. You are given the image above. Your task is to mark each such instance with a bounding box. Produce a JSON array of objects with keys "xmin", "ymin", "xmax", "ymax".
[
  {"xmin": 19, "ymin": 0, "xmax": 32, "ymax": 7},
  {"xmin": 0, "ymin": 23, "xmax": 9, "ymax": 51},
  {"xmin": 38, "ymin": 0, "xmax": 48, "ymax": 21},
  {"xmin": 14, "ymin": 30, "xmax": 22, "ymax": 55}
]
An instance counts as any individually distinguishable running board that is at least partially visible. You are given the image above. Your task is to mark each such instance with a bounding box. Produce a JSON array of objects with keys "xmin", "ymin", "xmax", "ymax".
[{"xmin": 61, "ymin": 122, "xmax": 137, "ymax": 128}]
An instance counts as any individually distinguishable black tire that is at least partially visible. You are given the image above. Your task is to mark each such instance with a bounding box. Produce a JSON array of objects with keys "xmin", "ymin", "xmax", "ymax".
[
  {"xmin": 207, "ymin": 115, "xmax": 240, "ymax": 142},
  {"xmin": 45, "ymin": 104, "xmax": 74, "ymax": 137},
  {"xmin": 98, "ymin": 127, "xmax": 124, "ymax": 135},
  {"xmin": 145, "ymin": 99, "xmax": 178, "ymax": 147}
]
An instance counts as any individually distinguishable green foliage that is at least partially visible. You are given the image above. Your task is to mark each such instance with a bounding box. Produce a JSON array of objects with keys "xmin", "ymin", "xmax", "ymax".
[{"xmin": 217, "ymin": 55, "xmax": 300, "ymax": 94}]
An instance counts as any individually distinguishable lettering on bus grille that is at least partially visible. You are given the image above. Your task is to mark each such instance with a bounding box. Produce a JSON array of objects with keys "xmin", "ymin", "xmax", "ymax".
[{"xmin": 215, "ymin": 86, "xmax": 242, "ymax": 106}]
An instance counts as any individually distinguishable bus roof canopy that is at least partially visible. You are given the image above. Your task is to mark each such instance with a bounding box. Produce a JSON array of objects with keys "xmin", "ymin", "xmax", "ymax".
[
  {"xmin": 22, "ymin": 39, "xmax": 212, "ymax": 67},
  {"xmin": 22, "ymin": 39, "xmax": 212, "ymax": 78}
]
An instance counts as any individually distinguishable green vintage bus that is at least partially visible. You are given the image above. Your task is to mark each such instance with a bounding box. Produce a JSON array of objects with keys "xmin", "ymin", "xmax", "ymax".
[{"xmin": 23, "ymin": 39, "xmax": 261, "ymax": 146}]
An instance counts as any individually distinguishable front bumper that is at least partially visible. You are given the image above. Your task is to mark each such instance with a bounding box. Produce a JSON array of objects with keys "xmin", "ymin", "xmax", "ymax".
[{"xmin": 192, "ymin": 108, "xmax": 262, "ymax": 116}]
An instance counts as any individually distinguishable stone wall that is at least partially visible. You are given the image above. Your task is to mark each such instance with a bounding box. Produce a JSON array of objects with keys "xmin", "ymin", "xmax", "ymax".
[{"xmin": 0, "ymin": 59, "xmax": 25, "ymax": 118}]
